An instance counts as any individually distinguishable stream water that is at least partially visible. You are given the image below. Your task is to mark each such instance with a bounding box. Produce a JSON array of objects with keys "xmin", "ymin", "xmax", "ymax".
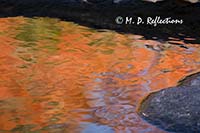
[{"xmin": 0, "ymin": 17, "xmax": 200, "ymax": 133}]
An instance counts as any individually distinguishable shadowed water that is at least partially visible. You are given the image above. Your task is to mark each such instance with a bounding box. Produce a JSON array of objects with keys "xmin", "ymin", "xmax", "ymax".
[{"xmin": 0, "ymin": 17, "xmax": 200, "ymax": 133}]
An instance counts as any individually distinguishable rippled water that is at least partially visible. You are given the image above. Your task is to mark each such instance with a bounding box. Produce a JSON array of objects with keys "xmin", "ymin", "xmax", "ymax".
[{"xmin": 0, "ymin": 17, "xmax": 200, "ymax": 133}]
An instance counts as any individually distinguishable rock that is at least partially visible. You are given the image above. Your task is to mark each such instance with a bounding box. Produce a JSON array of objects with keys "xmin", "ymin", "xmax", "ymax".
[
  {"xmin": 144, "ymin": 0, "xmax": 199, "ymax": 3},
  {"xmin": 1, "ymin": 0, "xmax": 200, "ymax": 45},
  {"xmin": 178, "ymin": 72, "xmax": 200, "ymax": 87},
  {"xmin": 138, "ymin": 72, "xmax": 200, "ymax": 133}
]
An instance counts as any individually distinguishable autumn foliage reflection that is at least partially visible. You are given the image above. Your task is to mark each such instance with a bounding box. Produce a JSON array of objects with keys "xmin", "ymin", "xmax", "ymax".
[{"xmin": 0, "ymin": 17, "xmax": 200, "ymax": 132}]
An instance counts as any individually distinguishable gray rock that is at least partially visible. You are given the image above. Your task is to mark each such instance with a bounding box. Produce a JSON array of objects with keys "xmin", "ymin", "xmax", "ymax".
[
  {"xmin": 143, "ymin": 0, "xmax": 199, "ymax": 3},
  {"xmin": 83, "ymin": 0, "xmax": 199, "ymax": 4},
  {"xmin": 138, "ymin": 72, "xmax": 200, "ymax": 133},
  {"xmin": 178, "ymin": 73, "xmax": 200, "ymax": 87},
  {"xmin": 82, "ymin": 0, "xmax": 200, "ymax": 4}
]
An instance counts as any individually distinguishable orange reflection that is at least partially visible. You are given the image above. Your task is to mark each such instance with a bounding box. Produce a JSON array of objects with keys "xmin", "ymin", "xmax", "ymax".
[{"xmin": 0, "ymin": 17, "xmax": 199, "ymax": 132}]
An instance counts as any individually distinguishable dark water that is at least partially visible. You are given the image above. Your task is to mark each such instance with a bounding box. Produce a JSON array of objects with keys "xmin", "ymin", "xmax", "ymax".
[{"xmin": 0, "ymin": 17, "xmax": 200, "ymax": 133}]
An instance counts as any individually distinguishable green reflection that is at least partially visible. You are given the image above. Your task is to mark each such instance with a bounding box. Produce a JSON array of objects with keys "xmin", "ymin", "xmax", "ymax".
[{"xmin": 15, "ymin": 17, "xmax": 61, "ymax": 52}]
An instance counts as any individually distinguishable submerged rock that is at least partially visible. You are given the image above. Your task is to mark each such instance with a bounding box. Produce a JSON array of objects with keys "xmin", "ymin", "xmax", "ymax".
[{"xmin": 138, "ymin": 72, "xmax": 200, "ymax": 133}]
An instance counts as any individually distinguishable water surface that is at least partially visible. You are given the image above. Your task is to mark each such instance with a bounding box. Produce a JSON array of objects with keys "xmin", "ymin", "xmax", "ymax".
[{"xmin": 0, "ymin": 17, "xmax": 200, "ymax": 133}]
